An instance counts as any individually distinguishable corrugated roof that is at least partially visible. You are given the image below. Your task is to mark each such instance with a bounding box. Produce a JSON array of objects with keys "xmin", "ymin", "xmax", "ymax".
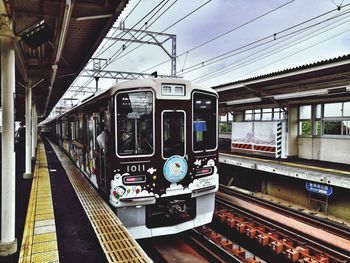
[{"xmin": 212, "ymin": 54, "xmax": 350, "ymax": 89}]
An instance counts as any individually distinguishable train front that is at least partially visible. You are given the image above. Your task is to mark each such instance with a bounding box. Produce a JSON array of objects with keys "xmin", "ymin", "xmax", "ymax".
[{"xmin": 109, "ymin": 79, "xmax": 218, "ymax": 239}]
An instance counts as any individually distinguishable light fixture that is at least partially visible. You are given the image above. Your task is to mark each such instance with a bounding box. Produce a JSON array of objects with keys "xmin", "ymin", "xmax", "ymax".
[
  {"xmin": 274, "ymin": 87, "xmax": 348, "ymax": 100},
  {"xmin": 225, "ymin": 97, "xmax": 262, "ymax": 105},
  {"xmin": 76, "ymin": 14, "xmax": 113, "ymax": 21},
  {"xmin": 20, "ymin": 20, "xmax": 53, "ymax": 48}
]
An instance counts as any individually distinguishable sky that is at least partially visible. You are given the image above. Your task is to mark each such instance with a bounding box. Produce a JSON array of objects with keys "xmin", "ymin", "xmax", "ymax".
[{"xmin": 56, "ymin": 0, "xmax": 350, "ymax": 112}]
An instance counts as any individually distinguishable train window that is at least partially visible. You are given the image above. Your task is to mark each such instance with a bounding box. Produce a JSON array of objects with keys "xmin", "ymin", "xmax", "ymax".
[
  {"xmin": 75, "ymin": 120, "xmax": 79, "ymax": 141},
  {"xmin": 193, "ymin": 93, "xmax": 217, "ymax": 152},
  {"xmin": 161, "ymin": 84, "xmax": 185, "ymax": 96},
  {"xmin": 70, "ymin": 121, "xmax": 75, "ymax": 140},
  {"xmin": 162, "ymin": 111, "xmax": 185, "ymax": 158},
  {"xmin": 116, "ymin": 91, "xmax": 154, "ymax": 156}
]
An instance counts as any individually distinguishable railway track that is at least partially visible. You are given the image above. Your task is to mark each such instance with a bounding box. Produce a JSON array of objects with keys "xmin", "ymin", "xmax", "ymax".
[
  {"xmin": 219, "ymin": 185, "xmax": 350, "ymax": 240},
  {"xmin": 215, "ymin": 185, "xmax": 350, "ymax": 262},
  {"xmin": 139, "ymin": 228, "xmax": 264, "ymax": 262}
]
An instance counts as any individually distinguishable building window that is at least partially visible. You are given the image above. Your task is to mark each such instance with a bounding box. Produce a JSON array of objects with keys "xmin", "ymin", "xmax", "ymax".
[
  {"xmin": 262, "ymin": 108, "xmax": 272, "ymax": 120},
  {"xmin": 299, "ymin": 105, "xmax": 311, "ymax": 136},
  {"xmin": 254, "ymin": 109, "xmax": 261, "ymax": 120},
  {"xmin": 343, "ymin": 102, "xmax": 350, "ymax": 116},
  {"xmin": 324, "ymin": 102, "xmax": 342, "ymax": 117},
  {"xmin": 299, "ymin": 120, "xmax": 312, "ymax": 136},
  {"xmin": 244, "ymin": 110, "xmax": 253, "ymax": 120},
  {"xmin": 323, "ymin": 120, "xmax": 341, "ymax": 135},
  {"xmin": 323, "ymin": 102, "xmax": 350, "ymax": 137},
  {"xmin": 299, "ymin": 102, "xmax": 350, "ymax": 137},
  {"xmin": 219, "ymin": 112, "xmax": 233, "ymax": 133},
  {"xmin": 244, "ymin": 107, "xmax": 286, "ymax": 121},
  {"xmin": 314, "ymin": 104, "xmax": 321, "ymax": 136},
  {"xmin": 343, "ymin": 121, "xmax": 350, "ymax": 135}
]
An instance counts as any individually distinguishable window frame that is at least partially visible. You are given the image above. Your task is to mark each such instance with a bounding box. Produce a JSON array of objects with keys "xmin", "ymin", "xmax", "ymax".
[
  {"xmin": 192, "ymin": 91, "xmax": 218, "ymax": 153},
  {"xmin": 322, "ymin": 101, "xmax": 350, "ymax": 138},
  {"xmin": 161, "ymin": 110, "xmax": 186, "ymax": 160},
  {"xmin": 114, "ymin": 88, "xmax": 155, "ymax": 158},
  {"xmin": 244, "ymin": 107, "xmax": 286, "ymax": 121},
  {"xmin": 297, "ymin": 101, "xmax": 350, "ymax": 138},
  {"xmin": 298, "ymin": 105, "xmax": 312, "ymax": 137},
  {"xmin": 219, "ymin": 111, "xmax": 233, "ymax": 134}
]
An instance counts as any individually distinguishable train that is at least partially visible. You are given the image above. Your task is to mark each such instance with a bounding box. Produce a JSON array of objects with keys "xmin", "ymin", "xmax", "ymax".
[{"xmin": 45, "ymin": 78, "xmax": 219, "ymax": 239}]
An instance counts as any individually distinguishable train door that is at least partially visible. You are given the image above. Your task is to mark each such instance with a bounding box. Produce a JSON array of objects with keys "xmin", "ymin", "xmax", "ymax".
[
  {"xmin": 83, "ymin": 115, "xmax": 89, "ymax": 173},
  {"xmin": 97, "ymin": 111, "xmax": 107, "ymax": 194},
  {"xmin": 161, "ymin": 110, "xmax": 186, "ymax": 159},
  {"xmin": 83, "ymin": 113, "xmax": 98, "ymax": 188}
]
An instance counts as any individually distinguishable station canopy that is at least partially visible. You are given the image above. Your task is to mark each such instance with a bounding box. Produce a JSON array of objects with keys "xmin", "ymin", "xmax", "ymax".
[
  {"xmin": 214, "ymin": 54, "xmax": 350, "ymax": 107},
  {"xmin": 2, "ymin": 0, "xmax": 129, "ymax": 120}
]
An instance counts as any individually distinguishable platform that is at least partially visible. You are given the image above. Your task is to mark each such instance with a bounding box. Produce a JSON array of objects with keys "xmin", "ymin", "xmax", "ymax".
[
  {"xmin": 219, "ymin": 152, "xmax": 350, "ymax": 189},
  {"xmin": 13, "ymin": 138, "xmax": 150, "ymax": 263}
]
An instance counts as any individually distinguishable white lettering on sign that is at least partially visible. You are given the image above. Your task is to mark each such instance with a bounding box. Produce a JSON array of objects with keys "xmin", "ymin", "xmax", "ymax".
[{"xmin": 127, "ymin": 164, "xmax": 146, "ymax": 173}]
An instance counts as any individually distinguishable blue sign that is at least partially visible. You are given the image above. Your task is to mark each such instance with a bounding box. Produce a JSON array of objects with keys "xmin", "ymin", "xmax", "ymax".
[
  {"xmin": 163, "ymin": 155, "xmax": 188, "ymax": 183},
  {"xmin": 305, "ymin": 182, "xmax": 333, "ymax": 196}
]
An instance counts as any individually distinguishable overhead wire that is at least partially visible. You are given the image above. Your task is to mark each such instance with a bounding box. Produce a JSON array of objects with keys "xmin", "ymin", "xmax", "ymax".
[
  {"xmin": 140, "ymin": 0, "xmax": 296, "ymax": 73},
  {"xmin": 107, "ymin": 0, "xmax": 212, "ymax": 65},
  {"xmin": 71, "ymin": 0, "xmax": 210, "ymax": 97},
  {"xmin": 94, "ymin": 0, "xmax": 168, "ymax": 59},
  {"xmin": 71, "ymin": 0, "xmax": 210, "ymax": 101},
  {"xmin": 193, "ymin": 11, "xmax": 350, "ymax": 83},
  {"xmin": 177, "ymin": 3, "xmax": 350, "ymax": 76},
  {"xmin": 68, "ymin": 0, "xmax": 171, "ymax": 99},
  {"xmin": 94, "ymin": 0, "xmax": 143, "ymax": 58},
  {"xmin": 193, "ymin": 9, "xmax": 350, "ymax": 83},
  {"xmin": 235, "ymin": 26, "xmax": 350, "ymax": 82},
  {"xmin": 108, "ymin": 0, "xmax": 175, "ymax": 63}
]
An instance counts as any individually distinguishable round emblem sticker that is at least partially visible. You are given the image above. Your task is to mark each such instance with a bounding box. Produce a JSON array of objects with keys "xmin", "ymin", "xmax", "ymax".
[{"xmin": 163, "ymin": 155, "xmax": 188, "ymax": 183}]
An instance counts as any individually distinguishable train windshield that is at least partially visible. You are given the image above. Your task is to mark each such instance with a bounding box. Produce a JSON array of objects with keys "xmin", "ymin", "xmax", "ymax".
[
  {"xmin": 162, "ymin": 111, "xmax": 185, "ymax": 158},
  {"xmin": 193, "ymin": 92, "xmax": 217, "ymax": 152},
  {"xmin": 116, "ymin": 91, "xmax": 154, "ymax": 156}
]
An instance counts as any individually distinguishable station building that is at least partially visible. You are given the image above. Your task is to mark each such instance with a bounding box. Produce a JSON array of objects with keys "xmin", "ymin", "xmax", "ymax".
[{"xmin": 215, "ymin": 54, "xmax": 350, "ymax": 222}]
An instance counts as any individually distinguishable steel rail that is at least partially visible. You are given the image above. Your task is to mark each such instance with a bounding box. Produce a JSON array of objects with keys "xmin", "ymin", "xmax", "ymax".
[
  {"xmin": 216, "ymin": 191, "xmax": 350, "ymax": 261},
  {"xmin": 219, "ymin": 185, "xmax": 350, "ymax": 239}
]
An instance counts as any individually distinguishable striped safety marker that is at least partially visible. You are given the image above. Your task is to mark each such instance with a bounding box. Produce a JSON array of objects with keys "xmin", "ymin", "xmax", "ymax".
[
  {"xmin": 253, "ymin": 145, "xmax": 276, "ymax": 153},
  {"xmin": 276, "ymin": 121, "xmax": 282, "ymax": 158},
  {"xmin": 232, "ymin": 143, "xmax": 253, "ymax": 150}
]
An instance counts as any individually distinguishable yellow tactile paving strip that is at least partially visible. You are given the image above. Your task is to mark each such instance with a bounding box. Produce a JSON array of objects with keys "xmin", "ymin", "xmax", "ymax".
[
  {"xmin": 50, "ymin": 142, "xmax": 150, "ymax": 263},
  {"xmin": 19, "ymin": 142, "xmax": 59, "ymax": 263},
  {"xmin": 221, "ymin": 153, "xmax": 350, "ymax": 175}
]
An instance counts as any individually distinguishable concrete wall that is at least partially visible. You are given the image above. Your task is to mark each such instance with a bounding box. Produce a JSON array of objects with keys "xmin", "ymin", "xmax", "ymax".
[
  {"xmin": 298, "ymin": 137, "xmax": 350, "ymax": 164},
  {"xmin": 287, "ymin": 106, "xmax": 298, "ymax": 156},
  {"xmin": 267, "ymin": 175, "xmax": 309, "ymax": 207},
  {"xmin": 267, "ymin": 175, "xmax": 350, "ymax": 222}
]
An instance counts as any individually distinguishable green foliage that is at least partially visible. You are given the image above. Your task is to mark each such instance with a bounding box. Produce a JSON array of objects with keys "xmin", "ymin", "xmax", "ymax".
[
  {"xmin": 219, "ymin": 122, "xmax": 232, "ymax": 133},
  {"xmin": 301, "ymin": 120, "xmax": 311, "ymax": 136}
]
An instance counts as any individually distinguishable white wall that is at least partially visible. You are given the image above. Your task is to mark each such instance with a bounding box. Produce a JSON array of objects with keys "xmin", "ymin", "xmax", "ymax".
[
  {"xmin": 298, "ymin": 137, "xmax": 350, "ymax": 164},
  {"xmin": 287, "ymin": 106, "xmax": 298, "ymax": 156}
]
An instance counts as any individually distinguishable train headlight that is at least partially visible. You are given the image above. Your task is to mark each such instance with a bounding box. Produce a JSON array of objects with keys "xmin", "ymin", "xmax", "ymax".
[
  {"xmin": 194, "ymin": 167, "xmax": 213, "ymax": 177},
  {"xmin": 122, "ymin": 175, "xmax": 146, "ymax": 185}
]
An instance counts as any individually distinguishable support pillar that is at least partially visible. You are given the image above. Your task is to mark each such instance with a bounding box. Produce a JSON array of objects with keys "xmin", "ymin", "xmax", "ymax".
[
  {"xmin": 0, "ymin": 18, "xmax": 17, "ymax": 256},
  {"xmin": 23, "ymin": 82, "xmax": 32, "ymax": 179},
  {"xmin": 31, "ymin": 103, "xmax": 37, "ymax": 160}
]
